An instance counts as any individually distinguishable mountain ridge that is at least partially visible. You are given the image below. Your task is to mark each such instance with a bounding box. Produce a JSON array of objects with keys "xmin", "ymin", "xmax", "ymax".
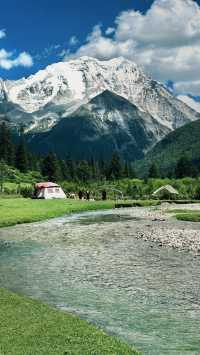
[
  {"xmin": 1, "ymin": 56, "xmax": 200, "ymax": 160},
  {"xmin": 28, "ymin": 89, "xmax": 171, "ymax": 160},
  {"xmin": 136, "ymin": 118, "xmax": 200, "ymax": 176},
  {"xmin": 0, "ymin": 56, "xmax": 199, "ymax": 132}
]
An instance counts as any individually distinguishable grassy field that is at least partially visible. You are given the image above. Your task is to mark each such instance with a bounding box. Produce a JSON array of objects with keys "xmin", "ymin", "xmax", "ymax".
[
  {"xmin": 115, "ymin": 200, "xmax": 160, "ymax": 208},
  {"xmin": 168, "ymin": 209, "xmax": 200, "ymax": 222},
  {"xmin": 0, "ymin": 198, "xmax": 160, "ymax": 228},
  {"xmin": 0, "ymin": 288, "xmax": 139, "ymax": 355},
  {"xmin": 176, "ymin": 212, "xmax": 200, "ymax": 222},
  {"xmin": 0, "ymin": 198, "xmax": 116, "ymax": 228}
]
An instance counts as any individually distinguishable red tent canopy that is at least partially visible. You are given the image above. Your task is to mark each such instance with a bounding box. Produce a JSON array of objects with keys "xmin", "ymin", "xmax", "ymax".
[{"xmin": 35, "ymin": 182, "xmax": 59, "ymax": 189}]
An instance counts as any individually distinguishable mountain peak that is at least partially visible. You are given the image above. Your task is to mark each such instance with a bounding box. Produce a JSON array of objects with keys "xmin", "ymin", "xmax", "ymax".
[
  {"xmin": 67, "ymin": 55, "xmax": 135, "ymax": 66},
  {"xmin": 0, "ymin": 55, "xmax": 199, "ymax": 137}
]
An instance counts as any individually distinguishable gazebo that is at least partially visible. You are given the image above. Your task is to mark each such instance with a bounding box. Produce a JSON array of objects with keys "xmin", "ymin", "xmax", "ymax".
[{"xmin": 152, "ymin": 185, "xmax": 179, "ymax": 199}]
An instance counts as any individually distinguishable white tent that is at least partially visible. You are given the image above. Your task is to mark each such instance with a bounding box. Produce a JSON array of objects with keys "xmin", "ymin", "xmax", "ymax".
[
  {"xmin": 153, "ymin": 185, "xmax": 179, "ymax": 197},
  {"xmin": 35, "ymin": 182, "xmax": 66, "ymax": 199}
]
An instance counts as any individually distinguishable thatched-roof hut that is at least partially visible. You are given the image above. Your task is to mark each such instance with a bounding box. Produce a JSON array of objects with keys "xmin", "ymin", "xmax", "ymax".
[{"xmin": 153, "ymin": 185, "xmax": 179, "ymax": 199}]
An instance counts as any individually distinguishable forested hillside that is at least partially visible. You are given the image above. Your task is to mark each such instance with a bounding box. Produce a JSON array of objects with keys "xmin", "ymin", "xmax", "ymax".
[
  {"xmin": 0, "ymin": 123, "xmax": 136, "ymax": 183},
  {"xmin": 136, "ymin": 119, "xmax": 200, "ymax": 177}
]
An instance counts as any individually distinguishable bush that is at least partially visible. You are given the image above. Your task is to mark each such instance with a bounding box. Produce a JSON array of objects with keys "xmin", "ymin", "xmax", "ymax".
[
  {"xmin": 19, "ymin": 186, "xmax": 34, "ymax": 198},
  {"xmin": 194, "ymin": 184, "xmax": 200, "ymax": 200}
]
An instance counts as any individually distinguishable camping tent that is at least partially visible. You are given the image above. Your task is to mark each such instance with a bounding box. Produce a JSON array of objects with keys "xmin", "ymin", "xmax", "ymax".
[
  {"xmin": 153, "ymin": 185, "xmax": 179, "ymax": 199},
  {"xmin": 35, "ymin": 182, "xmax": 66, "ymax": 199}
]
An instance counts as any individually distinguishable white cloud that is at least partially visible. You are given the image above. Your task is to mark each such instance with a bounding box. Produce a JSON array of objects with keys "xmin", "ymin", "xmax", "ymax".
[
  {"xmin": 66, "ymin": 0, "xmax": 200, "ymax": 95},
  {"xmin": 0, "ymin": 28, "xmax": 33, "ymax": 70},
  {"xmin": 14, "ymin": 52, "xmax": 33, "ymax": 67},
  {"xmin": 68, "ymin": 24, "xmax": 134, "ymax": 60},
  {"xmin": 0, "ymin": 49, "xmax": 33, "ymax": 70},
  {"xmin": 105, "ymin": 27, "xmax": 115, "ymax": 35},
  {"xmin": 0, "ymin": 29, "xmax": 6, "ymax": 39},
  {"xmin": 69, "ymin": 36, "xmax": 79, "ymax": 46},
  {"xmin": 174, "ymin": 80, "xmax": 200, "ymax": 96}
]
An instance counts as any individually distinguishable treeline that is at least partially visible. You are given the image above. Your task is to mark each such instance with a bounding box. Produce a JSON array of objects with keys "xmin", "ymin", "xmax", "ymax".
[
  {"xmin": 0, "ymin": 123, "xmax": 38, "ymax": 173},
  {"xmin": 1, "ymin": 122, "xmax": 199, "ymax": 182},
  {"xmin": 0, "ymin": 123, "xmax": 136, "ymax": 182},
  {"xmin": 147, "ymin": 157, "xmax": 200, "ymax": 179}
]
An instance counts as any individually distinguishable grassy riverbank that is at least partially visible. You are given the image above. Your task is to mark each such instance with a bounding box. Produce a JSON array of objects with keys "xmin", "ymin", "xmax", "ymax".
[
  {"xmin": 176, "ymin": 212, "xmax": 200, "ymax": 222},
  {"xmin": 0, "ymin": 198, "xmax": 160, "ymax": 228},
  {"xmin": 0, "ymin": 288, "xmax": 138, "ymax": 355},
  {"xmin": 168, "ymin": 209, "xmax": 200, "ymax": 222},
  {"xmin": 0, "ymin": 198, "xmax": 115, "ymax": 228}
]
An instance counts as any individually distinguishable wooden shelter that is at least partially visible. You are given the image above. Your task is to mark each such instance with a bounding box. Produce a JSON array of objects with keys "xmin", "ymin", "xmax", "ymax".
[{"xmin": 153, "ymin": 185, "xmax": 179, "ymax": 199}]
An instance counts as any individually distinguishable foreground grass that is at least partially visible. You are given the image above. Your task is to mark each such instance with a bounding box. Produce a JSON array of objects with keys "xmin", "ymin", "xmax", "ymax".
[
  {"xmin": 0, "ymin": 288, "xmax": 138, "ymax": 355},
  {"xmin": 115, "ymin": 200, "xmax": 160, "ymax": 207},
  {"xmin": 0, "ymin": 198, "xmax": 115, "ymax": 228},
  {"xmin": 0, "ymin": 198, "xmax": 160, "ymax": 228},
  {"xmin": 176, "ymin": 212, "xmax": 200, "ymax": 222},
  {"xmin": 168, "ymin": 209, "xmax": 200, "ymax": 222}
]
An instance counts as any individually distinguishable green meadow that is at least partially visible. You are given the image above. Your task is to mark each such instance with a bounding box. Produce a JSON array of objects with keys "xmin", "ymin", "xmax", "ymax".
[
  {"xmin": 0, "ymin": 198, "xmax": 115, "ymax": 228},
  {"xmin": 167, "ymin": 209, "xmax": 200, "ymax": 222},
  {"xmin": 176, "ymin": 211, "xmax": 200, "ymax": 222},
  {"xmin": 0, "ymin": 288, "xmax": 139, "ymax": 355},
  {"xmin": 0, "ymin": 197, "xmax": 161, "ymax": 228}
]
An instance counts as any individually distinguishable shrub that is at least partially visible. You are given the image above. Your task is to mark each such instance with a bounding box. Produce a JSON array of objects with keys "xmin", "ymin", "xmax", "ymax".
[
  {"xmin": 194, "ymin": 184, "xmax": 200, "ymax": 200},
  {"xmin": 19, "ymin": 186, "xmax": 34, "ymax": 198}
]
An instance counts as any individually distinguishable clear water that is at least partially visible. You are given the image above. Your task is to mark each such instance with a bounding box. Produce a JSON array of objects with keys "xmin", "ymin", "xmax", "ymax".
[
  {"xmin": 69, "ymin": 213, "xmax": 140, "ymax": 225},
  {"xmin": 0, "ymin": 210, "xmax": 200, "ymax": 354}
]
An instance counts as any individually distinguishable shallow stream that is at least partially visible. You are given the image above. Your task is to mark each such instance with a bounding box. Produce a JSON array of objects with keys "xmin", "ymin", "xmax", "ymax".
[{"xmin": 0, "ymin": 209, "xmax": 200, "ymax": 354}]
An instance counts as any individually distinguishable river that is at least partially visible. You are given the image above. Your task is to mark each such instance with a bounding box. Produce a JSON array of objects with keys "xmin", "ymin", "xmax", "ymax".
[{"xmin": 0, "ymin": 207, "xmax": 200, "ymax": 354}]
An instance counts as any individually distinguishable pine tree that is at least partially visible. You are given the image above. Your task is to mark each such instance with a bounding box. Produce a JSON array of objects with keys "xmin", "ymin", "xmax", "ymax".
[
  {"xmin": 76, "ymin": 160, "xmax": 92, "ymax": 182},
  {"xmin": 99, "ymin": 159, "xmax": 107, "ymax": 181},
  {"xmin": 128, "ymin": 162, "xmax": 137, "ymax": 178},
  {"xmin": 194, "ymin": 184, "xmax": 200, "ymax": 200},
  {"xmin": 59, "ymin": 160, "xmax": 69, "ymax": 180},
  {"xmin": 65, "ymin": 156, "xmax": 77, "ymax": 181},
  {"xmin": 123, "ymin": 161, "xmax": 129, "ymax": 178},
  {"xmin": 42, "ymin": 152, "xmax": 62, "ymax": 181},
  {"xmin": 0, "ymin": 160, "xmax": 9, "ymax": 192},
  {"xmin": 15, "ymin": 128, "xmax": 29, "ymax": 173},
  {"xmin": 148, "ymin": 163, "xmax": 159, "ymax": 178},
  {"xmin": 90, "ymin": 157, "xmax": 101, "ymax": 180},
  {"xmin": 175, "ymin": 156, "xmax": 193, "ymax": 178},
  {"xmin": 0, "ymin": 122, "xmax": 15, "ymax": 165},
  {"xmin": 123, "ymin": 161, "xmax": 137, "ymax": 178},
  {"xmin": 28, "ymin": 153, "xmax": 41, "ymax": 172},
  {"xmin": 107, "ymin": 152, "xmax": 122, "ymax": 179}
]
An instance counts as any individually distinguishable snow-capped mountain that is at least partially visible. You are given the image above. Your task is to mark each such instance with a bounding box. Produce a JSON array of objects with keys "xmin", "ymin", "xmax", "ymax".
[
  {"xmin": 0, "ymin": 56, "xmax": 200, "ymax": 159},
  {"xmin": 0, "ymin": 56, "xmax": 199, "ymax": 132}
]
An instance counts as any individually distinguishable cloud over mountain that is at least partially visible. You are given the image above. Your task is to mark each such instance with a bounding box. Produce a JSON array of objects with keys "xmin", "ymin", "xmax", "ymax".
[
  {"xmin": 67, "ymin": 0, "xmax": 200, "ymax": 96},
  {"xmin": 0, "ymin": 29, "xmax": 6, "ymax": 39},
  {"xmin": 0, "ymin": 29, "xmax": 33, "ymax": 70}
]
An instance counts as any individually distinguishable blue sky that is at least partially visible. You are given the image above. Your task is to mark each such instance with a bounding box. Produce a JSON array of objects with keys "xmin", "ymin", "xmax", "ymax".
[
  {"xmin": 0, "ymin": 0, "xmax": 200, "ymax": 97},
  {"xmin": 0, "ymin": 0, "xmax": 153, "ymax": 79}
]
